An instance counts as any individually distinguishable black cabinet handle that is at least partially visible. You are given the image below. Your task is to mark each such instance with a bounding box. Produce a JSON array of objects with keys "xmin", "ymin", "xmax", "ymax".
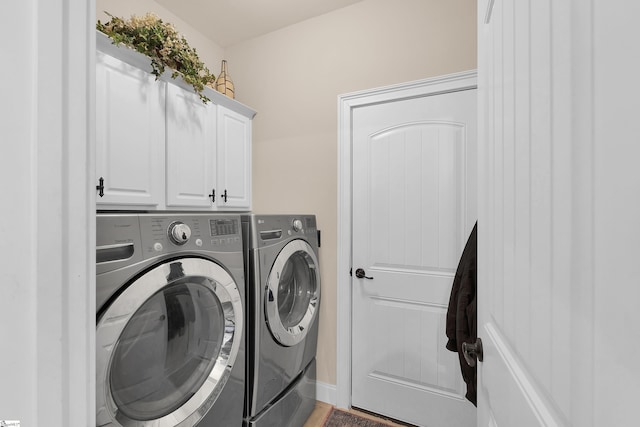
[{"xmin": 96, "ymin": 177, "xmax": 104, "ymax": 197}]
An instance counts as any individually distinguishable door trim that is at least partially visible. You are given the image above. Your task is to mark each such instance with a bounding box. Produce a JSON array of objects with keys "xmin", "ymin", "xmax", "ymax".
[{"xmin": 336, "ymin": 70, "xmax": 477, "ymax": 409}]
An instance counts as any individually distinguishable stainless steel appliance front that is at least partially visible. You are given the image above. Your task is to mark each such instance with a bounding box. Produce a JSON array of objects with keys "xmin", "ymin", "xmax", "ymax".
[
  {"xmin": 96, "ymin": 213, "xmax": 245, "ymax": 427},
  {"xmin": 242, "ymin": 214, "xmax": 320, "ymax": 427}
]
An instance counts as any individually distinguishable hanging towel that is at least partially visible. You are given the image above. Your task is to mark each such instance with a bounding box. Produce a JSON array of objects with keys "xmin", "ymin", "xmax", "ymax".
[{"xmin": 445, "ymin": 221, "xmax": 478, "ymax": 406}]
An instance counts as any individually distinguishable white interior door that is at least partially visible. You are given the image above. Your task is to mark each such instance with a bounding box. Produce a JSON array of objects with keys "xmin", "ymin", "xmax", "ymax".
[
  {"xmin": 351, "ymin": 85, "xmax": 477, "ymax": 426},
  {"xmin": 476, "ymin": 0, "xmax": 598, "ymax": 425}
]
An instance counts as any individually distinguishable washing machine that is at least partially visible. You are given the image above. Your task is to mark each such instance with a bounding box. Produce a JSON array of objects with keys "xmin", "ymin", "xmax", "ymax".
[
  {"xmin": 242, "ymin": 214, "xmax": 321, "ymax": 427},
  {"xmin": 96, "ymin": 212, "xmax": 245, "ymax": 427}
]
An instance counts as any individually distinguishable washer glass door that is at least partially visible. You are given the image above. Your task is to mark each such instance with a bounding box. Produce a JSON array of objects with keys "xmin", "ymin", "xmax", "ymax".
[
  {"xmin": 265, "ymin": 239, "xmax": 321, "ymax": 346},
  {"xmin": 96, "ymin": 257, "xmax": 243, "ymax": 427}
]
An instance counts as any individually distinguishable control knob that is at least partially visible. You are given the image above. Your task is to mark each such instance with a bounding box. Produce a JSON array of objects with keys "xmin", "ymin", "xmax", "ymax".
[
  {"xmin": 292, "ymin": 219, "xmax": 303, "ymax": 232},
  {"xmin": 168, "ymin": 222, "xmax": 191, "ymax": 245}
]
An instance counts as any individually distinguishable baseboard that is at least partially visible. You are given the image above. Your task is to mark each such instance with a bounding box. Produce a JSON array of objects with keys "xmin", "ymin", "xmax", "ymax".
[{"xmin": 315, "ymin": 380, "xmax": 337, "ymax": 406}]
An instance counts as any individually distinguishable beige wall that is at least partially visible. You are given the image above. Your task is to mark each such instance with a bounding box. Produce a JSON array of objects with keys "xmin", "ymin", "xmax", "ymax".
[
  {"xmin": 96, "ymin": 0, "xmax": 224, "ymax": 74},
  {"xmin": 95, "ymin": 0, "xmax": 477, "ymax": 389},
  {"xmin": 225, "ymin": 0, "xmax": 477, "ymax": 386}
]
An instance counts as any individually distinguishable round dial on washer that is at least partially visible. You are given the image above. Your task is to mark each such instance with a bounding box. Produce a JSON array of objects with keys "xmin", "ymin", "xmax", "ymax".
[
  {"xmin": 168, "ymin": 222, "xmax": 191, "ymax": 245},
  {"xmin": 292, "ymin": 219, "xmax": 303, "ymax": 232}
]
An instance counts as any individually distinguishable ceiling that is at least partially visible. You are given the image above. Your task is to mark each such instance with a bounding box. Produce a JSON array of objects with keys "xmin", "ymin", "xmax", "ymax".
[{"xmin": 154, "ymin": 0, "xmax": 365, "ymax": 47}]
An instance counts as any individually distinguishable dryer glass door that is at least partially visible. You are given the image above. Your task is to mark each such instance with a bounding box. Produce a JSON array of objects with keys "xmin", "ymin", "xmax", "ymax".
[
  {"xmin": 265, "ymin": 239, "xmax": 321, "ymax": 346},
  {"xmin": 110, "ymin": 281, "xmax": 222, "ymax": 420},
  {"xmin": 96, "ymin": 257, "xmax": 243, "ymax": 427}
]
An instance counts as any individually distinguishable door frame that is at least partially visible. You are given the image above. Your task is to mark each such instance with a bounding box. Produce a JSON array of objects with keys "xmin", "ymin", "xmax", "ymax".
[
  {"xmin": 0, "ymin": 0, "xmax": 95, "ymax": 425},
  {"xmin": 336, "ymin": 70, "xmax": 477, "ymax": 409}
]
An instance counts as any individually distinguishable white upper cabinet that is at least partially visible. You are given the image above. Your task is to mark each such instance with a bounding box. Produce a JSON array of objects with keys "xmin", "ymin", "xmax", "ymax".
[
  {"xmin": 95, "ymin": 51, "xmax": 165, "ymax": 208},
  {"xmin": 95, "ymin": 32, "xmax": 256, "ymax": 211},
  {"xmin": 165, "ymin": 83, "xmax": 217, "ymax": 209},
  {"xmin": 216, "ymin": 106, "xmax": 252, "ymax": 210}
]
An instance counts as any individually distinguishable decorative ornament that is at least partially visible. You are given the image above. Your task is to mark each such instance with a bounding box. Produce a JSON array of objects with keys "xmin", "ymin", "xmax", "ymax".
[
  {"xmin": 97, "ymin": 12, "xmax": 215, "ymax": 103},
  {"xmin": 215, "ymin": 60, "xmax": 235, "ymax": 99}
]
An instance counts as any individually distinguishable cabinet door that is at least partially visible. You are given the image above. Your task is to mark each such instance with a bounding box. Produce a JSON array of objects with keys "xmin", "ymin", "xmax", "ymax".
[
  {"xmin": 95, "ymin": 51, "xmax": 165, "ymax": 207},
  {"xmin": 165, "ymin": 83, "xmax": 217, "ymax": 209},
  {"xmin": 216, "ymin": 106, "xmax": 252, "ymax": 210}
]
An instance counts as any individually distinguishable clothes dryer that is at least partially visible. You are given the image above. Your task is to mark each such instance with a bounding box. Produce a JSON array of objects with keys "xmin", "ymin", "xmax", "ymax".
[
  {"xmin": 242, "ymin": 215, "xmax": 321, "ymax": 427},
  {"xmin": 96, "ymin": 212, "xmax": 245, "ymax": 427}
]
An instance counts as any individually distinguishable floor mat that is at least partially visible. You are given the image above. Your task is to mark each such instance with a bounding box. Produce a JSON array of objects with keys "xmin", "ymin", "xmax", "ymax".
[{"xmin": 322, "ymin": 408, "xmax": 392, "ymax": 427}]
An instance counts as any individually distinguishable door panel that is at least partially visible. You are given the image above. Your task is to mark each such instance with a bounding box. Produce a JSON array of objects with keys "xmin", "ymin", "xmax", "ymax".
[
  {"xmin": 477, "ymin": 0, "xmax": 591, "ymax": 425},
  {"xmin": 368, "ymin": 122, "xmax": 465, "ymax": 272},
  {"xmin": 352, "ymin": 89, "xmax": 477, "ymax": 426}
]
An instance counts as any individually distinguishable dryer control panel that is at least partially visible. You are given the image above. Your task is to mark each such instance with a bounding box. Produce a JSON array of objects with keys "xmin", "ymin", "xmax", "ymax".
[{"xmin": 246, "ymin": 214, "xmax": 318, "ymax": 249}]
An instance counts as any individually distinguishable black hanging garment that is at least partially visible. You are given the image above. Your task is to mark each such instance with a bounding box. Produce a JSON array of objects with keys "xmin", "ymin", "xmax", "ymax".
[{"xmin": 445, "ymin": 222, "xmax": 478, "ymax": 406}]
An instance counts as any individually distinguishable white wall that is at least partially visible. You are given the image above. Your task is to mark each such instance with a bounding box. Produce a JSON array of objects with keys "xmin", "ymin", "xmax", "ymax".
[{"xmin": 225, "ymin": 0, "xmax": 477, "ymax": 387}]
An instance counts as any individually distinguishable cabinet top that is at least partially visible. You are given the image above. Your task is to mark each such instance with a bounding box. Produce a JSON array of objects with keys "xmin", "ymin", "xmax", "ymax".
[{"xmin": 96, "ymin": 31, "xmax": 257, "ymax": 119}]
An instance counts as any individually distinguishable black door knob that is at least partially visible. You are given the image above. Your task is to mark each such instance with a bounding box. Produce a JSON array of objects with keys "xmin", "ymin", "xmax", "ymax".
[
  {"xmin": 355, "ymin": 268, "xmax": 373, "ymax": 280},
  {"xmin": 462, "ymin": 338, "xmax": 484, "ymax": 367}
]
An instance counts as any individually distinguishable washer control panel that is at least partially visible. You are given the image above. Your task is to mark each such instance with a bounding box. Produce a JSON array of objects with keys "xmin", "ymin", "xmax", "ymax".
[{"xmin": 139, "ymin": 214, "xmax": 242, "ymax": 256}]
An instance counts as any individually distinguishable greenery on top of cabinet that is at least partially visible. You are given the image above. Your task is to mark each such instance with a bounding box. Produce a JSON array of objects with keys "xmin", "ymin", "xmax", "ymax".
[{"xmin": 97, "ymin": 12, "xmax": 215, "ymax": 103}]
